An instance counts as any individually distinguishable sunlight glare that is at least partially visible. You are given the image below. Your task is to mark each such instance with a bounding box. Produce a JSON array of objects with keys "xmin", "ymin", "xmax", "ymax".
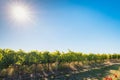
[{"xmin": 10, "ymin": 4, "xmax": 31, "ymax": 23}]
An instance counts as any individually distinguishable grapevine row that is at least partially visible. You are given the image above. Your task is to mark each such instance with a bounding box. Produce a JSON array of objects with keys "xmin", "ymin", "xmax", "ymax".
[{"xmin": 0, "ymin": 49, "xmax": 120, "ymax": 70}]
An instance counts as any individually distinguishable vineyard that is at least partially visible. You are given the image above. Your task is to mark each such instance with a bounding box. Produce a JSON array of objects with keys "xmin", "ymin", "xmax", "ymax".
[{"xmin": 0, "ymin": 49, "xmax": 120, "ymax": 80}]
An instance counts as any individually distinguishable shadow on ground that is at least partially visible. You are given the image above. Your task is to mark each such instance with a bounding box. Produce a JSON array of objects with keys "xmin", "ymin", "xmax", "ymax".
[{"xmin": 52, "ymin": 64, "xmax": 120, "ymax": 80}]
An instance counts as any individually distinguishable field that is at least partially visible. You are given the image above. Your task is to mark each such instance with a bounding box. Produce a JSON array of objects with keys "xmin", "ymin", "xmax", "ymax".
[{"xmin": 0, "ymin": 49, "xmax": 120, "ymax": 80}]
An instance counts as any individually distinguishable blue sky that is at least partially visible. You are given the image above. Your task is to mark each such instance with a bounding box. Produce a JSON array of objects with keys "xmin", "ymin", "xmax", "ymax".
[{"xmin": 0, "ymin": 0, "xmax": 120, "ymax": 53}]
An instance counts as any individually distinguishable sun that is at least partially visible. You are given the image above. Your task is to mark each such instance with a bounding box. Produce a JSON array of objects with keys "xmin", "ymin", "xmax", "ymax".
[
  {"xmin": 10, "ymin": 4, "xmax": 31, "ymax": 23},
  {"xmin": 12, "ymin": 6, "xmax": 28, "ymax": 21}
]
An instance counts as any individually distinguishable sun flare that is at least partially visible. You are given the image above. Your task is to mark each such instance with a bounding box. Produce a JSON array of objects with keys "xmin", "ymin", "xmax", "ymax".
[
  {"xmin": 10, "ymin": 4, "xmax": 30, "ymax": 22},
  {"xmin": 12, "ymin": 6, "xmax": 28, "ymax": 20}
]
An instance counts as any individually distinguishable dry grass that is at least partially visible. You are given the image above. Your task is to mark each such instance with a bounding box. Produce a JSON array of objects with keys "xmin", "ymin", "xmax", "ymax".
[
  {"xmin": 1, "ymin": 61, "xmax": 120, "ymax": 80},
  {"xmin": 103, "ymin": 69, "xmax": 120, "ymax": 80}
]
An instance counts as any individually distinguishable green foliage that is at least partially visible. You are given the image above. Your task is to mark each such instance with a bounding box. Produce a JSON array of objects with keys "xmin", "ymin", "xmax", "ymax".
[{"xmin": 0, "ymin": 49, "xmax": 120, "ymax": 69}]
